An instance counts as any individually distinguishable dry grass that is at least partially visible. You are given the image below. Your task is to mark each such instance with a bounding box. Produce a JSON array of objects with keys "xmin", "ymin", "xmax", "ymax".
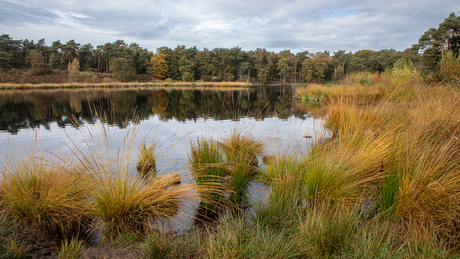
[
  {"xmin": 0, "ymin": 148, "xmax": 90, "ymax": 235},
  {"xmin": 88, "ymin": 173, "xmax": 187, "ymax": 236}
]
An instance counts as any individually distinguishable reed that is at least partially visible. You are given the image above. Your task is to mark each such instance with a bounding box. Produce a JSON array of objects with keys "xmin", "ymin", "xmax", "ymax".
[{"xmin": 65, "ymin": 111, "xmax": 198, "ymax": 238}]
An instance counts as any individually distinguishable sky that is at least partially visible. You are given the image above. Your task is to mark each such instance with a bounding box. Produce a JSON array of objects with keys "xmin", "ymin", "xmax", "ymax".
[{"xmin": 1, "ymin": 0, "xmax": 459, "ymax": 54}]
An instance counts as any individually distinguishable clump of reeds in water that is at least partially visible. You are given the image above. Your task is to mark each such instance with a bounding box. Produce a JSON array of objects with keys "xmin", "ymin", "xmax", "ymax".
[
  {"xmin": 189, "ymin": 138, "xmax": 227, "ymax": 215},
  {"xmin": 0, "ymin": 147, "xmax": 91, "ymax": 236},
  {"xmin": 219, "ymin": 130, "xmax": 264, "ymax": 205},
  {"xmin": 136, "ymin": 141, "xmax": 157, "ymax": 176},
  {"xmin": 219, "ymin": 130, "xmax": 264, "ymax": 167}
]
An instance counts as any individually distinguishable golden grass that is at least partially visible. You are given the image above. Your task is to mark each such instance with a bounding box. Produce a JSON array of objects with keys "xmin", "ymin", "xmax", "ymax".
[{"xmin": 88, "ymin": 172, "xmax": 187, "ymax": 236}]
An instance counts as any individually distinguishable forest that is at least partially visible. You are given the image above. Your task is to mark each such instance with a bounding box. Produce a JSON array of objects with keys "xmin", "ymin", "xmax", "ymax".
[{"xmin": 0, "ymin": 13, "xmax": 458, "ymax": 84}]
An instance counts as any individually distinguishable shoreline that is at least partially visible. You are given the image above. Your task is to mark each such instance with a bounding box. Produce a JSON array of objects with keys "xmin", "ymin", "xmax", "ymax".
[{"xmin": 0, "ymin": 81, "xmax": 256, "ymax": 90}]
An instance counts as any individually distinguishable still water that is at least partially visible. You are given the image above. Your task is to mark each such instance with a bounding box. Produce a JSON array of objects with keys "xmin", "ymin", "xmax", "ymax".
[{"xmin": 0, "ymin": 86, "xmax": 327, "ymax": 232}]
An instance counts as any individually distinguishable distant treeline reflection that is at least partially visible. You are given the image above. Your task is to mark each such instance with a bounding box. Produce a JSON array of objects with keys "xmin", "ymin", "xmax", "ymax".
[{"xmin": 0, "ymin": 87, "xmax": 311, "ymax": 134}]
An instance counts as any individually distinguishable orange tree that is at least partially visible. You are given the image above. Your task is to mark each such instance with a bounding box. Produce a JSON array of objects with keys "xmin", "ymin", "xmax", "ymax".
[{"xmin": 147, "ymin": 53, "xmax": 169, "ymax": 80}]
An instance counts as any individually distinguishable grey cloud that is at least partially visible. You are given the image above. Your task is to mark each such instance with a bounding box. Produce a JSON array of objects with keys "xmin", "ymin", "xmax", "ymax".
[
  {"xmin": 1, "ymin": 0, "xmax": 459, "ymax": 54},
  {"xmin": 0, "ymin": 0, "xmax": 58, "ymax": 25}
]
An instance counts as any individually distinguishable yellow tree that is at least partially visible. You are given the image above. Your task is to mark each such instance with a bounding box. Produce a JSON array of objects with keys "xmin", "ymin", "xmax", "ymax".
[{"xmin": 146, "ymin": 53, "xmax": 168, "ymax": 80}]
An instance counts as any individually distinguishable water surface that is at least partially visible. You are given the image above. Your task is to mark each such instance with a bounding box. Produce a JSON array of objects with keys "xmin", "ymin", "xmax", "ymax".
[{"xmin": 0, "ymin": 86, "xmax": 326, "ymax": 232}]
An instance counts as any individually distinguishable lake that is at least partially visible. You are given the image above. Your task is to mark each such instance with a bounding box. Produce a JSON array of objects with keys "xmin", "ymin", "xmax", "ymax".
[{"xmin": 0, "ymin": 86, "xmax": 327, "ymax": 232}]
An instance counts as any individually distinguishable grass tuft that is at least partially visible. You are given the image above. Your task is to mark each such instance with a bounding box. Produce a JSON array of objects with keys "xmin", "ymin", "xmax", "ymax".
[
  {"xmin": 0, "ymin": 149, "xmax": 90, "ymax": 235},
  {"xmin": 136, "ymin": 141, "xmax": 157, "ymax": 176},
  {"xmin": 58, "ymin": 238, "xmax": 85, "ymax": 259},
  {"xmin": 88, "ymin": 173, "xmax": 185, "ymax": 237}
]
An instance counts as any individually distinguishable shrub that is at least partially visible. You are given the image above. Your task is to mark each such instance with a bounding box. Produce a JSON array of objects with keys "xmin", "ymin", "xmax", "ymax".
[
  {"xmin": 110, "ymin": 58, "xmax": 135, "ymax": 82},
  {"xmin": 30, "ymin": 52, "xmax": 51, "ymax": 75},
  {"xmin": 181, "ymin": 72, "xmax": 194, "ymax": 82}
]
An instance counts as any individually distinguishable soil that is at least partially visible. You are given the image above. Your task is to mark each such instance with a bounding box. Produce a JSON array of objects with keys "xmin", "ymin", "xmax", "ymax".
[
  {"xmin": 82, "ymin": 242, "xmax": 142, "ymax": 259},
  {"xmin": 11, "ymin": 226, "xmax": 143, "ymax": 259}
]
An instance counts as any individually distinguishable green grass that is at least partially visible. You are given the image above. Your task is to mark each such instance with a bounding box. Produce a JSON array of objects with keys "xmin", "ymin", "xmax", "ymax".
[
  {"xmin": 299, "ymin": 204, "xmax": 360, "ymax": 257},
  {"xmin": 1, "ymin": 240, "xmax": 28, "ymax": 259},
  {"xmin": 205, "ymin": 215, "xmax": 304, "ymax": 259},
  {"xmin": 0, "ymin": 215, "xmax": 28, "ymax": 259},
  {"xmin": 58, "ymin": 238, "xmax": 85, "ymax": 259},
  {"xmin": 189, "ymin": 138, "xmax": 227, "ymax": 212},
  {"xmin": 110, "ymin": 232, "xmax": 139, "ymax": 249},
  {"xmin": 136, "ymin": 141, "xmax": 157, "ymax": 176},
  {"xmin": 219, "ymin": 130, "xmax": 264, "ymax": 205}
]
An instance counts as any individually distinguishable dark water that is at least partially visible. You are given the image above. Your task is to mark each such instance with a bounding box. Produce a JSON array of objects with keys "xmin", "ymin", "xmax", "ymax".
[{"xmin": 0, "ymin": 86, "xmax": 327, "ymax": 232}]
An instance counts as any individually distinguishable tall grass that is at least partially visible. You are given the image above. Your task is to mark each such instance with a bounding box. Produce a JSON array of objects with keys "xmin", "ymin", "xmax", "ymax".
[
  {"xmin": 254, "ymin": 154, "xmax": 305, "ymax": 229},
  {"xmin": 298, "ymin": 204, "xmax": 405, "ymax": 258},
  {"xmin": 299, "ymin": 79, "xmax": 460, "ymax": 247},
  {"xmin": 65, "ymin": 111, "xmax": 199, "ymax": 238}
]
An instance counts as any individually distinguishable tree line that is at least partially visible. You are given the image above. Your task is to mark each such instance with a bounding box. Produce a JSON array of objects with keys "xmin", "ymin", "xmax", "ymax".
[{"xmin": 0, "ymin": 13, "xmax": 458, "ymax": 83}]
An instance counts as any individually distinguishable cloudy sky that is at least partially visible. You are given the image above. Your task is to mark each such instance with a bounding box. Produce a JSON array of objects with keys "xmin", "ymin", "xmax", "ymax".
[{"xmin": 1, "ymin": 0, "xmax": 459, "ymax": 54}]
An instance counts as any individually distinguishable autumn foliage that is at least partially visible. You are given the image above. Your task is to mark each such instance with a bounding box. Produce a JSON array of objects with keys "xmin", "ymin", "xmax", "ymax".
[{"xmin": 147, "ymin": 53, "xmax": 168, "ymax": 79}]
